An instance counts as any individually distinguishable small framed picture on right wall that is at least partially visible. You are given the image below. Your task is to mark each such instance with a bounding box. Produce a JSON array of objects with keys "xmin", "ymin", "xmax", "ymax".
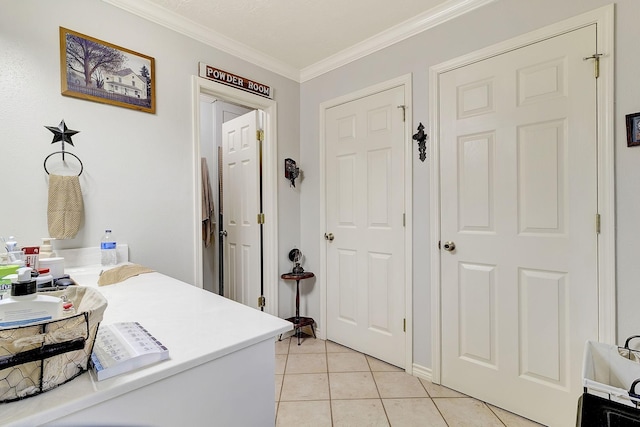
[{"xmin": 626, "ymin": 112, "xmax": 640, "ymax": 147}]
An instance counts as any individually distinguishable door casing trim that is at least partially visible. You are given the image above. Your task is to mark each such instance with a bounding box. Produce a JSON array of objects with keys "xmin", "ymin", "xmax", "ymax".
[
  {"xmin": 319, "ymin": 73, "xmax": 414, "ymax": 373},
  {"xmin": 428, "ymin": 4, "xmax": 615, "ymax": 384},
  {"xmin": 191, "ymin": 76, "xmax": 279, "ymax": 317}
]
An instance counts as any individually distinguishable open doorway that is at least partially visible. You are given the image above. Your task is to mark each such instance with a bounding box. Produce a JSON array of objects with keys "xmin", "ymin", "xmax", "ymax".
[
  {"xmin": 199, "ymin": 96, "xmax": 252, "ymax": 295},
  {"xmin": 191, "ymin": 76, "xmax": 279, "ymax": 317}
]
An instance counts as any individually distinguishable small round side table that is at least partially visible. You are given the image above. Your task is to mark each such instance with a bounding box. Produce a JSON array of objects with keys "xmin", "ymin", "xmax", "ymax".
[{"xmin": 281, "ymin": 271, "xmax": 315, "ymax": 345}]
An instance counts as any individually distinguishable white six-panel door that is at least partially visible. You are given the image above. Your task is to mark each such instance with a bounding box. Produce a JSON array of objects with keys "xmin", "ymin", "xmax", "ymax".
[
  {"xmin": 325, "ymin": 86, "xmax": 406, "ymax": 368},
  {"xmin": 439, "ymin": 25, "xmax": 598, "ymax": 426},
  {"xmin": 222, "ymin": 110, "xmax": 261, "ymax": 309}
]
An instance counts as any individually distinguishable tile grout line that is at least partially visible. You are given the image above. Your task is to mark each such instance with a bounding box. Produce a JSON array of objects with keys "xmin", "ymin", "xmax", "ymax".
[
  {"xmin": 274, "ymin": 337, "xmax": 290, "ymax": 424},
  {"xmin": 430, "ymin": 397, "xmax": 451, "ymax": 427},
  {"xmin": 367, "ymin": 354, "xmax": 393, "ymax": 426},
  {"xmin": 325, "ymin": 342, "xmax": 335, "ymax": 426},
  {"xmin": 485, "ymin": 403, "xmax": 508, "ymax": 427},
  {"xmin": 416, "ymin": 376, "xmax": 451, "ymax": 425}
]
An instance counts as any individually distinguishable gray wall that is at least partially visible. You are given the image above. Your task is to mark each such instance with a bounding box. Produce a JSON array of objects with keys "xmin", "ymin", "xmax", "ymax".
[
  {"xmin": 300, "ymin": 0, "xmax": 640, "ymax": 369},
  {"xmin": 0, "ymin": 0, "xmax": 301, "ymax": 307}
]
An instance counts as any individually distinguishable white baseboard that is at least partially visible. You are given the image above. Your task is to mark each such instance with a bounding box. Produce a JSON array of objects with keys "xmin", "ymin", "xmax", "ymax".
[{"xmin": 412, "ymin": 363, "xmax": 433, "ymax": 382}]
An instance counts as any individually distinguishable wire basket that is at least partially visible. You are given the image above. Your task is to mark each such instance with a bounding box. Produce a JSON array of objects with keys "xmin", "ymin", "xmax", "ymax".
[
  {"xmin": 582, "ymin": 338, "xmax": 640, "ymax": 407},
  {"xmin": 0, "ymin": 286, "xmax": 107, "ymax": 402},
  {"xmin": 578, "ymin": 338, "xmax": 640, "ymax": 426}
]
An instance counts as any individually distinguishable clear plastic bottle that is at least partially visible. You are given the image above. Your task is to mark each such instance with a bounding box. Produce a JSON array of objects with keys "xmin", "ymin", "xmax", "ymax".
[{"xmin": 100, "ymin": 229, "xmax": 117, "ymax": 266}]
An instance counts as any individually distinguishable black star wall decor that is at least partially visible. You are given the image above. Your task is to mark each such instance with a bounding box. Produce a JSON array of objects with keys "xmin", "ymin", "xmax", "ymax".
[{"xmin": 45, "ymin": 119, "xmax": 79, "ymax": 147}]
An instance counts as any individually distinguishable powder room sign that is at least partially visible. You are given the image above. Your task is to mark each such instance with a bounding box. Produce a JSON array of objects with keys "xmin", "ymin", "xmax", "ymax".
[{"xmin": 199, "ymin": 63, "xmax": 273, "ymax": 99}]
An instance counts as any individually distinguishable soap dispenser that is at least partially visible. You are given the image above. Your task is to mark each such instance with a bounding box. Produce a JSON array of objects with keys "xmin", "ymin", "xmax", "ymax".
[
  {"xmin": 39, "ymin": 238, "xmax": 56, "ymax": 258},
  {"xmin": 0, "ymin": 267, "xmax": 62, "ymax": 328}
]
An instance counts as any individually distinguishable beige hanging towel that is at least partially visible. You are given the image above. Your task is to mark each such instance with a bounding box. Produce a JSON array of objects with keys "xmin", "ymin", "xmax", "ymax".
[
  {"xmin": 47, "ymin": 174, "xmax": 84, "ymax": 239},
  {"xmin": 201, "ymin": 157, "xmax": 215, "ymax": 248}
]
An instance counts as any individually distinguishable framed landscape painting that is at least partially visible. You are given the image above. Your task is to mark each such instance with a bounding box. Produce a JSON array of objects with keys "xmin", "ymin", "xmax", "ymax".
[{"xmin": 60, "ymin": 27, "xmax": 156, "ymax": 114}]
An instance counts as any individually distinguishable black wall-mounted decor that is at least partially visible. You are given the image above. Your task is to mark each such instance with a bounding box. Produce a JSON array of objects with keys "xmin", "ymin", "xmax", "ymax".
[
  {"xmin": 412, "ymin": 122, "xmax": 428, "ymax": 162},
  {"xmin": 43, "ymin": 119, "xmax": 83, "ymax": 176},
  {"xmin": 284, "ymin": 158, "xmax": 300, "ymax": 187},
  {"xmin": 626, "ymin": 112, "xmax": 640, "ymax": 147}
]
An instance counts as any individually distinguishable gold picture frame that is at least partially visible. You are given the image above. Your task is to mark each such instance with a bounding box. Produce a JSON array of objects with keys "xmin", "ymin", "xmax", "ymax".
[{"xmin": 60, "ymin": 27, "xmax": 156, "ymax": 114}]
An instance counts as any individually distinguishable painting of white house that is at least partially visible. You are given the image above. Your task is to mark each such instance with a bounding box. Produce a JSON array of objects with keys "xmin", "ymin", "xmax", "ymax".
[{"xmin": 60, "ymin": 27, "xmax": 155, "ymax": 114}]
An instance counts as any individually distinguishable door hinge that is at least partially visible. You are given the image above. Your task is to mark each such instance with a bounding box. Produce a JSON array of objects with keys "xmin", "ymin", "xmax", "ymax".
[
  {"xmin": 258, "ymin": 296, "xmax": 266, "ymax": 308},
  {"xmin": 397, "ymin": 105, "xmax": 406, "ymax": 122},
  {"xmin": 438, "ymin": 241, "xmax": 441, "ymax": 250},
  {"xmin": 256, "ymin": 129, "xmax": 264, "ymax": 142},
  {"xmin": 583, "ymin": 54, "xmax": 603, "ymax": 79},
  {"xmin": 596, "ymin": 213, "xmax": 601, "ymax": 234},
  {"xmin": 257, "ymin": 213, "xmax": 265, "ymax": 224},
  {"xmin": 403, "ymin": 318, "xmax": 406, "ymax": 332},
  {"xmin": 403, "ymin": 213, "xmax": 406, "ymax": 227}
]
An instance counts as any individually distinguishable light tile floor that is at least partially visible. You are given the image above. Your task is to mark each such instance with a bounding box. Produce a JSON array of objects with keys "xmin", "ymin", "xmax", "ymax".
[{"xmin": 275, "ymin": 336, "xmax": 545, "ymax": 426}]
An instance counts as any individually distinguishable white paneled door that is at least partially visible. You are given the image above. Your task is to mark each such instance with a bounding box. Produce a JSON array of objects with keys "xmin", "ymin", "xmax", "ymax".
[
  {"xmin": 222, "ymin": 110, "xmax": 262, "ymax": 309},
  {"xmin": 325, "ymin": 86, "xmax": 406, "ymax": 368},
  {"xmin": 439, "ymin": 25, "xmax": 598, "ymax": 426}
]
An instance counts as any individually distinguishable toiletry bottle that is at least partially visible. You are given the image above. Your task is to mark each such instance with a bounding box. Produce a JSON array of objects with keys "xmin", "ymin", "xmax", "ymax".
[
  {"xmin": 100, "ymin": 229, "xmax": 117, "ymax": 266},
  {"xmin": 6, "ymin": 236, "xmax": 23, "ymax": 264},
  {"xmin": 0, "ymin": 267, "xmax": 62, "ymax": 328},
  {"xmin": 0, "ymin": 264, "xmax": 20, "ymax": 300},
  {"xmin": 40, "ymin": 238, "xmax": 56, "ymax": 258}
]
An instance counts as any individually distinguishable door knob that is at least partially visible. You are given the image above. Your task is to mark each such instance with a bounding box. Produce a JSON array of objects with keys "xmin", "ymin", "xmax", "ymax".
[
  {"xmin": 442, "ymin": 241, "xmax": 456, "ymax": 252},
  {"xmin": 220, "ymin": 230, "xmax": 228, "ymax": 237},
  {"xmin": 324, "ymin": 233, "xmax": 334, "ymax": 241}
]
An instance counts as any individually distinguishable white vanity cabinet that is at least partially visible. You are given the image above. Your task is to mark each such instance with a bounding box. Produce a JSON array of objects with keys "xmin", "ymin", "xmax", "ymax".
[{"xmin": 0, "ymin": 268, "xmax": 291, "ymax": 427}]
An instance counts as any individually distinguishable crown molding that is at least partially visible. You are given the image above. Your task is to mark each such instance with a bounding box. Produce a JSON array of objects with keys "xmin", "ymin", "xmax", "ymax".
[
  {"xmin": 103, "ymin": 0, "xmax": 495, "ymax": 83},
  {"xmin": 101, "ymin": 0, "xmax": 300, "ymax": 82},
  {"xmin": 300, "ymin": 0, "xmax": 496, "ymax": 82}
]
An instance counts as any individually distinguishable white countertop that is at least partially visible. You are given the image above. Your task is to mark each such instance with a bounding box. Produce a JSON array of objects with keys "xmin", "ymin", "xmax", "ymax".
[{"xmin": 0, "ymin": 265, "xmax": 292, "ymax": 426}]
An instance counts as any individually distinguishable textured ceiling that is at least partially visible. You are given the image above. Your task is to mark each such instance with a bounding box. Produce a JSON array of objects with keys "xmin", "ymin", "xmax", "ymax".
[{"xmin": 138, "ymin": 0, "xmax": 449, "ymax": 69}]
